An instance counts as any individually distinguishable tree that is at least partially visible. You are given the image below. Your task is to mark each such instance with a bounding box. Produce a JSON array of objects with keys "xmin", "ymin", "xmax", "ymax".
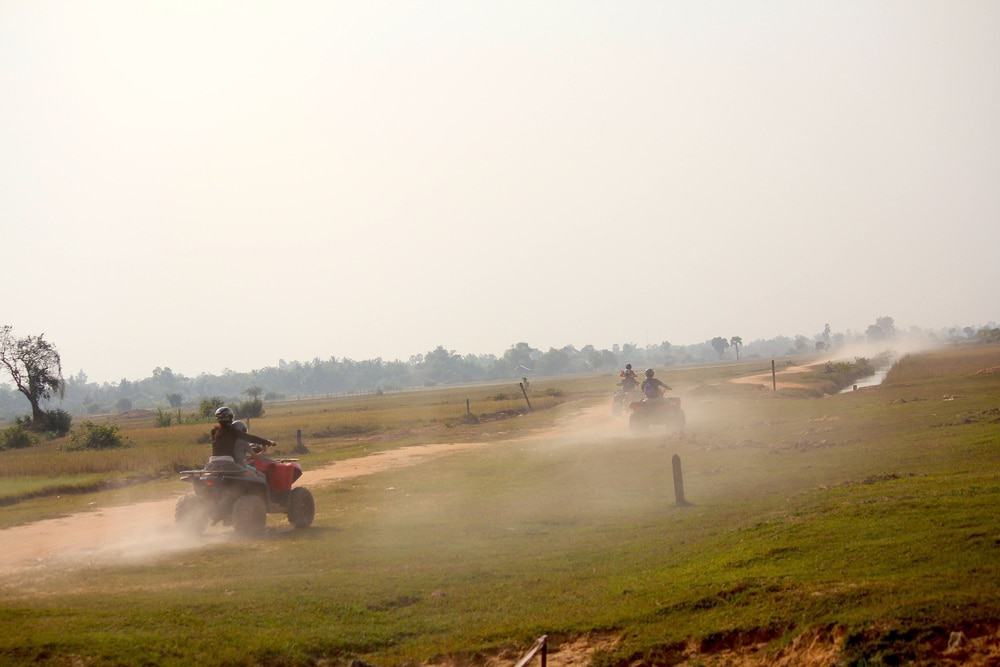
[
  {"xmin": 115, "ymin": 397, "xmax": 133, "ymax": 413},
  {"xmin": 866, "ymin": 316, "xmax": 896, "ymax": 343},
  {"xmin": 729, "ymin": 336, "xmax": 743, "ymax": 360},
  {"xmin": 710, "ymin": 337, "xmax": 730, "ymax": 359},
  {"xmin": 0, "ymin": 326, "xmax": 64, "ymax": 430},
  {"xmin": 245, "ymin": 386, "xmax": 263, "ymax": 399},
  {"xmin": 166, "ymin": 393, "xmax": 183, "ymax": 408}
]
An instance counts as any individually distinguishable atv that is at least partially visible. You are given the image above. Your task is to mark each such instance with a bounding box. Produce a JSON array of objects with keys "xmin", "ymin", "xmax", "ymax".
[
  {"xmin": 628, "ymin": 396, "xmax": 686, "ymax": 432},
  {"xmin": 176, "ymin": 443, "xmax": 315, "ymax": 536},
  {"xmin": 611, "ymin": 381, "xmax": 640, "ymax": 415}
]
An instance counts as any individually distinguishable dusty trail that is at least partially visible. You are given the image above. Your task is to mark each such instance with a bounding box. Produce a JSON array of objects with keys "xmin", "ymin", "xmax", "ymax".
[
  {"xmin": 729, "ymin": 362, "xmax": 820, "ymax": 390},
  {"xmin": 0, "ymin": 403, "xmax": 607, "ymax": 576}
]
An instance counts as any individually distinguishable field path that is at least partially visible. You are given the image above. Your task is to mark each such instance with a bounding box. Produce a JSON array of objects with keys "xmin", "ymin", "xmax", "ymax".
[
  {"xmin": 0, "ymin": 404, "xmax": 606, "ymax": 576},
  {"xmin": 729, "ymin": 361, "xmax": 820, "ymax": 389}
]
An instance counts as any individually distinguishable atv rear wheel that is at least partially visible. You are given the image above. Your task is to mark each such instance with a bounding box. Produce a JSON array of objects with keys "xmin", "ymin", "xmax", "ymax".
[
  {"xmin": 287, "ymin": 487, "xmax": 315, "ymax": 529},
  {"xmin": 175, "ymin": 494, "xmax": 209, "ymax": 535},
  {"xmin": 232, "ymin": 494, "xmax": 267, "ymax": 536},
  {"xmin": 629, "ymin": 412, "xmax": 646, "ymax": 431}
]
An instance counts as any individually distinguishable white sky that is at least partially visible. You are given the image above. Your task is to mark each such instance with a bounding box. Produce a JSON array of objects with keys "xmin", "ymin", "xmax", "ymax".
[{"xmin": 1, "ymin": 1, "xmax": 998, "ymax": 382}]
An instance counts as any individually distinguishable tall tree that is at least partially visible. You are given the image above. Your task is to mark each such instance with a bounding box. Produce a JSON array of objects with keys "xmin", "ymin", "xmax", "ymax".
[
  {"xmin": 710, "ymin": 336, "xmax": 730, "ymax": 359},
  {"xmin": 0, "ymin": 326, "xmax": 64, "ymax": 429},
  {"xmin": 729, "ymin": 336, "xmax": 743, "ymax": 360}
]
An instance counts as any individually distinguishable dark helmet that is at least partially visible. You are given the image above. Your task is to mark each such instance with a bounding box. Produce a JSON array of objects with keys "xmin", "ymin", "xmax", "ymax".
[
  {"xmin": 625, "ymin": 363, "xmax": 632, "ymax": 370},
  {"xmin": 214, "ymin": 406, "xmax": 235, "ymax": 424},
  {"xmin": 232, "ymin": 419, "xmax": 247, "ymax": 434},
  {"xmin": 645, "ymin": 368, "xmax": 654, "ymax": 378}
]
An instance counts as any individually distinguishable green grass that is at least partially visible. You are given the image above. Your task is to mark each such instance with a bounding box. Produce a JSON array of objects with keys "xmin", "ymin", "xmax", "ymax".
[{"xmin": 2, "ymin": 348, "xmax": 998, "ymax": 664}]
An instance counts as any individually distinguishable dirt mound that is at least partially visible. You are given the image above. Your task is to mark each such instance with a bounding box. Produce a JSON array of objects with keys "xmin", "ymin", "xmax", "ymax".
[{"xmin": 604, "ymin": 621, "xmax": 1000, "ymax": 666}]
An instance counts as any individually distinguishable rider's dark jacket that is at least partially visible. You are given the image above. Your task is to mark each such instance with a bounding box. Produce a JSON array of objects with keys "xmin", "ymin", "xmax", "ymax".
[
  {"xmin": 210, "ymin": 424, "xmax": 270, "ymax": 458},
  {"xmin": 641, "ymin": 377, "xmax": 668, "ymax": 399}
]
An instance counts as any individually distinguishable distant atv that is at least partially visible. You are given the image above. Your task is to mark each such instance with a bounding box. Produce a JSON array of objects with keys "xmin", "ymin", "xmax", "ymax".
[
  {"xmin": 628, "ymin": 396, "xmax": 686, "ymax": 432},
  {"xmin": 176, "ymin": 443, "xmax": 315, "ymax": 536}
]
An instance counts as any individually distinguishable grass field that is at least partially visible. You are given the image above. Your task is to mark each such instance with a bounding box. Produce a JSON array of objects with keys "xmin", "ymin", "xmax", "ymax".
[{"xmin": 1, "ymin": 348, "xmax": 998, "ymax": 665}]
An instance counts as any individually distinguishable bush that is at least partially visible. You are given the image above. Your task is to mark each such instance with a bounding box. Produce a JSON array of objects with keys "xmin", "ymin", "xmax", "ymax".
[
  {"xmin": 237, "ymin": 398, "xmax": 264, "ymax": 419},
  {"xmin": 199, "ymin": 397, "xmax": 225, "ymax": 417},
  {"xmin": 42, "ymin": 409, "xmax": 73, "ymax": 436},
  {"xmin": 493, "ymin": 393, "xmax": 511, "ymax": 401},
  {"xmin": 0, "ymin": 424, "xmax": 38, "ymax": 450},
  {"xmin": 115, "ymin": 398, "xmax": 133, "ymax": 413},
  {"xmin": 263, "ymin": 392, "xmax": 284, "ymax": 401},
  {"xmin": 68, "ymin": 421, "xmax": 131, "ymax": 451},
  {"xmin": 542, "ymin": 388, "xmax": 564, "ymax": 397},
  {"xmin": 155, "ymin": 408, "xmax": 173, "ymax": 428}
]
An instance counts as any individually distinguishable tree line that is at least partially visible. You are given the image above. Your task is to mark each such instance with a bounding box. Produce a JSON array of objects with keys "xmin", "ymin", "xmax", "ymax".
[{"xmin": 1, "ymin": 317, "xmax": 995, "ymax": 421}]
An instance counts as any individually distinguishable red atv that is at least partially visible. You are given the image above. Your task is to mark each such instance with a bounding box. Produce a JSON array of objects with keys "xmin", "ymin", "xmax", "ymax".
[
  {"xmin": 628, "ymin": 396, "xmax": 686, "ymax": 432},
  {"xmin": 176, "ymin": 443, "xmax": 315, "ymax": 536}
]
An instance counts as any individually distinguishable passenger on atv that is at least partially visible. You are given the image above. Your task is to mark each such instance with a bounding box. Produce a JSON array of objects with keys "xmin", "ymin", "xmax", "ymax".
[
  {"xmin": 640, "ymin": 368, "xmax": 671, "ymax": 400},
  {"xmin": 208, "ymin": 406, "xmax": 275, "ymax": 472},
  {"xmin": 620, "ymin": 363, "xmax": 639, "ymax": 392}
]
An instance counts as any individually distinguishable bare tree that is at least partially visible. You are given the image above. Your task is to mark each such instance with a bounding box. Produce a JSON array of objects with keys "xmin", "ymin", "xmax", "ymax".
[{"xmin": 0, "ymin": 325, "xmax": 64, "ymax": 429}]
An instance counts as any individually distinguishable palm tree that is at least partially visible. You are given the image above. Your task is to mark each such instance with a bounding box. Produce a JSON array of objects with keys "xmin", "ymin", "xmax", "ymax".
[{"xmin": 730, "ymin": 336, "xmax": 743, "ymax": 360}]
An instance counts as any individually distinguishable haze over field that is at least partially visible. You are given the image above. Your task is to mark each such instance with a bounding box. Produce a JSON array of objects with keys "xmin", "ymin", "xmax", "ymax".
[{"xmin": 1, "ymin": 1, "xmax": 998, "ymax": 381}]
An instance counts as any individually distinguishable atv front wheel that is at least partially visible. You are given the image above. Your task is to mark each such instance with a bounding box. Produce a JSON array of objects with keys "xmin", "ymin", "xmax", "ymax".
[
  {"xmin": 287, "ymin": 487, "xmax": 315, "ymax": 529},
  {"xmin": 232, "ymin": 495, "xmax": 267, "ymax": 536},
  {"xmin": 175, "ymin": 494, "xmax": 209, "ymax": 535}
]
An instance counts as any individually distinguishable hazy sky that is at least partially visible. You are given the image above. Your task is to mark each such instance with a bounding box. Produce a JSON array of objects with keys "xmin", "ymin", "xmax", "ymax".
[{"xmin": 2, "ymin": 1, "xmax": 998, "ymax": 382}]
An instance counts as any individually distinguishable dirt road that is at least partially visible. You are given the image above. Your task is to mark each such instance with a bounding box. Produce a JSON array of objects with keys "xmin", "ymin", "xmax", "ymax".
[
  {"xmin": 0, "ymin": 404, "xmax": 610, "ymax": 576},
  {"xmin": 729, "ymin": 362, "xmax": 820, "ymax": 390}
]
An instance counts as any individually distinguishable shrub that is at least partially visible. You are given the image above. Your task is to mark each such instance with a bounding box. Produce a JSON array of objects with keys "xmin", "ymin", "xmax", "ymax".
[
  {"xmin": 155, "ymin": 408, "xmax": 173, "ymax": 428},
  {"xmin": 543, "ymin": 388, "xmax": 564, "ymax": 397},
  {"xmin": 68, "ymin": 421, "xmax": 131, "ymax": 450},
  {"xmin": 42, "ymin": 409, "xmax": 73, "ymax": 436},
  {"xmin": 493, "ymin": 393, "xmax": 511, "ymax": 401},
  {"xmin": 237, "ymin": 398, "xmax": 264, "ymax": 418},
  {"xmin": 0, "ymin": 424, "xmax": 38, "ymax": 450},
  {"xmin": 199, "ymin": 397, "xmax": 225, "ymax": 417},
  {"xmin": 263, "ymin": 392, "xmax": 284, "ymax": 401},
  {"xmin": 115, "ymin": 398, "xmax": 133, "ymax": 413}
]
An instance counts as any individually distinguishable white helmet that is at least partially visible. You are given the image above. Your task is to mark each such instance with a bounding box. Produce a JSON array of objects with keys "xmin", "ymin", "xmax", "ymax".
[{"xmin": 214, "ymin": 406, "xmax": 235, "ymax": 424}]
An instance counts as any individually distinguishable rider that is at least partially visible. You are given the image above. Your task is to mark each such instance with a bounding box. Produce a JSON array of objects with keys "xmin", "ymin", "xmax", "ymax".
[
  {"xmin": 230, "ymin": 419, "xmax": 254, "ymax": 468},
  {"xmin": 640, "ymin": 368, "xmax": 671, "ymax": 400},
  {"xmin": 620, "ymin": 363, "xmax": 639, "ymax": 391},
  {"xmin": 208, "ymin": 407, "xmax": 274, "ymax": 471}
]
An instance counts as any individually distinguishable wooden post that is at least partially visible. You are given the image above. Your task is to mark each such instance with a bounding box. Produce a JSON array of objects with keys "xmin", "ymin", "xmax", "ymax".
[
  {"xmin": 519, "ymin": 382, "xmax": 533, "ymax": 411},
  {"xmin": 466, "ymin": 398, "xmax": 471, "ymax": 415},
  {"xmin": 541, "ymin": 639, "xmax": 547, "ymax": 667},
  {"xmin": 771, "ymin": 360, "xmax": 777, "ymax": 392},
  {"xmin": 672, "ymin": 454, "xmax": 690, "ymax": 506},
  {"xmin": 293, "ymin": 428, "xmax": 309, "ymax": 454}
]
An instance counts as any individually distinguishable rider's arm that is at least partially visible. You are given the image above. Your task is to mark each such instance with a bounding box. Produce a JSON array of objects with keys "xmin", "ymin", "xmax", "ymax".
[{"xmin": 242, "ymin": 432, "xmax": 274, "ymax": 446}]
